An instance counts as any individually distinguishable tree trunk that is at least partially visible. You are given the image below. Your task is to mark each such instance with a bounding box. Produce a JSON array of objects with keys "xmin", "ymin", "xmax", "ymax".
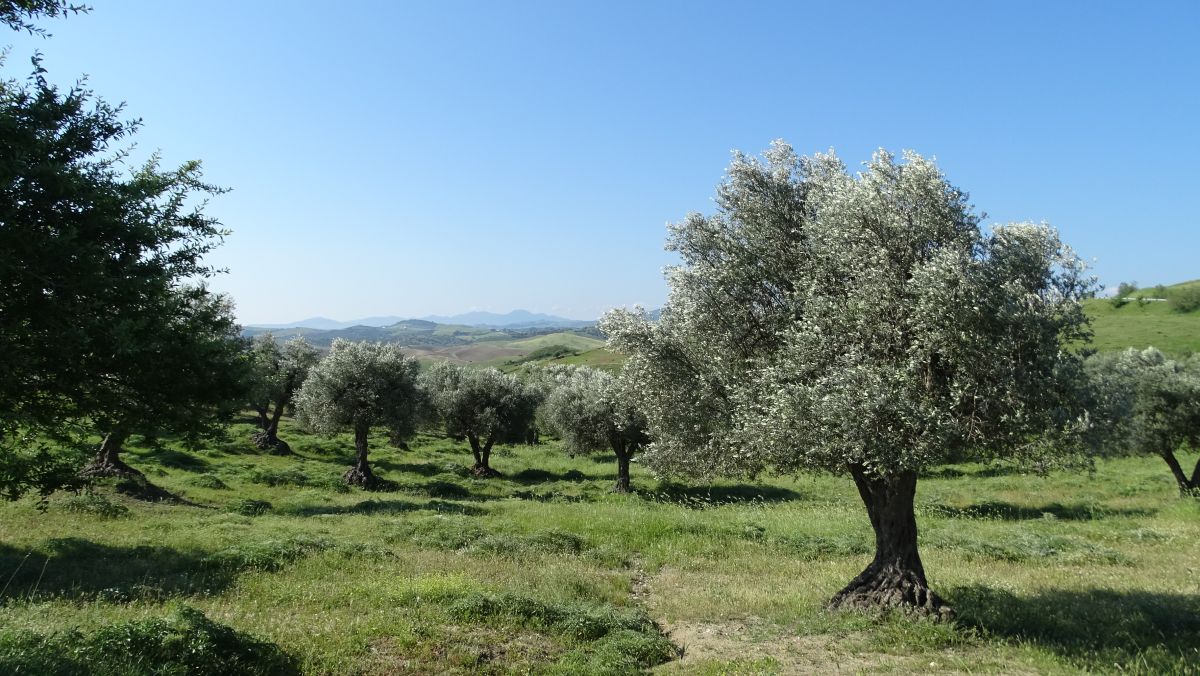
[
  {"xmin": 79, "ymin": 428, "xmax": 143, "ymax": 479},
  {"xmin": 250, "ymin": 401, "xmax": 293, "ymax": 454},
  {"xmin": 468, "ymin": 433, "xmax": 500, "ymax": 477},
  {"xmin": 1190, "ymin": 457, "xmax": 1200, "ymax": 494},
  {"xmin": 343, "ymin": 422, "xmax": 378, "ymax": 488},
  {"xmin": 829, "ymin": 464, "xmax": 952, "ymax": 619},
  {"xmin": 255, "ymin": 406, "xmax": 270, "ymax": 431},
  {"xmin": 1161, "ymin": 451, "xmax": 1196, "ymax": 495},
  {"xmin": 612, "ymin": 445, "xmax": 631, "ymax": 493}
]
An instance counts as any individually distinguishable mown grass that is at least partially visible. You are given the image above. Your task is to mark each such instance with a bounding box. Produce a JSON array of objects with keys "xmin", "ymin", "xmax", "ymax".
[{"xmin": 1, "ymin": 418, "xmax": 1198, "ymax": 673}]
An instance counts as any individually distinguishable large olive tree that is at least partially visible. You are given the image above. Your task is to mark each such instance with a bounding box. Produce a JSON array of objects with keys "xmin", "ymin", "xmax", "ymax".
[
  {"xmin": 420, "ymin": 362, "xmax": 538, "ymax": 477},
  {"xmin": 540, "ymin": 365, "xmax": 649, "ymax": 492},
  {"xmin": 247, "ymin": 335, "xmax": 319, "ymax": 454},
  {"xmin": 294, "ymin": 340, "xmax": 420, "ymax": 488},
  {"xmin": 1086, "ymin": 348, "xmax": 1200, "ymax": 495},
  {"xmin": 603, "ymin": 143, "xmax": 1093, "ymax": 617}
]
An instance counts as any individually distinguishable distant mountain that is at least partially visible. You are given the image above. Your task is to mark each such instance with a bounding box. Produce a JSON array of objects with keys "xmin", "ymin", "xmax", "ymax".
[
  {"xmin": 246, "ymin": 310, "xmax": 591, "ymax": 332},
  {"xmin": 248, "ymin": 317, "xmax": 351, "ymax": 330},
  {"xmin": 418, "ymin": 310, "xmax": 592, "ymax": 329}
]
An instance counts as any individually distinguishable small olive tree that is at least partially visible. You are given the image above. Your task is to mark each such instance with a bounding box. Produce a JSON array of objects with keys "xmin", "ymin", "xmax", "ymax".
[
  {"xmin": 1086, "ymin": 348, "xmax": 1200, "ymax": 494},
  {"xmin": 247, "ymin": 335, "xmax": 319, "ymax": 454},
  {"xmin": 419, "ymin": 362, "xmax": 537, "ymax": 476},
  {"xmin": 603, "ymin": 144, "xmax": 1093, "ymax": 618},
  {"xmin": 540, "ymin": 366, "xmax": 649, "ymax": 492},
  {"xmin": 294, "ymin": 339, "xmax": 420, "ymax": 488}
]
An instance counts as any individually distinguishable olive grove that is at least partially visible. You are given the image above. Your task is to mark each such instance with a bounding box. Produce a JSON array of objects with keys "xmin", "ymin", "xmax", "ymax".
[{"xmin": 602, "ymin": 143, "xmax": 1094, "ymax": 617}]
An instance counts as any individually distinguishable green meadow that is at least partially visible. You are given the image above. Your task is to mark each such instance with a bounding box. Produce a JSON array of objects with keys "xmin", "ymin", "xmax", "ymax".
[{"xmin": 1, "ymin": 417, "xmax": 1197, "ymax": 674}]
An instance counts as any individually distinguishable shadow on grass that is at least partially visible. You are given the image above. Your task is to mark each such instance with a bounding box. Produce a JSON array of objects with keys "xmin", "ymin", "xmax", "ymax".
[
  {"xmin": 282, "ymin": 498, "xmax": 485, "ymax": 517},
  {"xmin": 0, "ymin": 539, "xmax": 236, "ymax": 602},
  {"xmin": 924, "ymin": 464, "xmax": 1036, "ymax": 479},
  {"xmin": 644, "ymin": 482, "xmax": 803, "ymax": 507},
  {"xmin": 927, "ymin": 500, "xmax": 1154, "ymax": 521},
  {"xmin": 951, "ymin": 585, "xmax": 1200, "ymax": 671}
]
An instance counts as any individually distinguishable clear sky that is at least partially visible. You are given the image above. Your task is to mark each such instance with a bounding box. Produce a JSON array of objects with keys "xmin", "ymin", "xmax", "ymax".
[{"xmin": 7, "ymin": 1, "xmax": 1198, "ymax": 324}]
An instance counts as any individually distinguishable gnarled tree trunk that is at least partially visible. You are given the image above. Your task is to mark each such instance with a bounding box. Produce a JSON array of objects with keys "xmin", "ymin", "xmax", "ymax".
[
  {"xmin": 79, "ymin": 428, "xmax": 142, "ymax": 479},
  {"xmin": 829, "ymin": 464, "xmax": 952, "ymax": 619},
  {"xmin": 467, "ymin": 432, "xmax": 499, "ymax": 477},
  {"xmin": 343, "ymin": 422, "xmax": 378, "ymax": 488},
  {"xmin": 250, "ymin": 400, "xmax": 293, "ymax": 455},
  {"xmin": 612, "ymin": 446, "xmax": 632, "ymax": 493}
]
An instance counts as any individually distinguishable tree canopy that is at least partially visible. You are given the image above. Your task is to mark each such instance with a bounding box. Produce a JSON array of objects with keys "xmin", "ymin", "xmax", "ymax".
[{"xmin": 603, "ymin": 143, "xmax": 1094, "ymax": 616}]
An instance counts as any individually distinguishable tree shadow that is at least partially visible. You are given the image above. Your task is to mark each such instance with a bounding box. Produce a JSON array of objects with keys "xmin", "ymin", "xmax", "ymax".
[
  {"xmin": 509, "ymin": 468, "xmax": 594, "ymax": 484},
  {"xmin": 282, "ymin": 498, "xmax": 486, "ymax": 517},
  {"xmin": 139, "ymin": 447, "xmax": 211, "ymax": 471},
  {"xmin": 0, "ymin": 538, "xmax": 236, "ymax": 602},
  {"xmin": 924, "ymin": 464, "xmax": 1029, "ymax": 479},
  {"xmin": 950, "ymin": 585, "xmax": 1200, "ymax": 671},
  {"xmin": 926, "ymin": 500, "xmax": 1154, "ymax": 521},
  {"xmin": 643, "ymin": 482, "xmax": 803, "ymax": 507}
]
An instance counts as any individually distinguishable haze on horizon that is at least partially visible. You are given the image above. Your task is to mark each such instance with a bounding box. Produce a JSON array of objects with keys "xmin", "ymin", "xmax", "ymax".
[{"xmin": 8, "ymin": 1, "xmax": 1198, "ymax": 325}]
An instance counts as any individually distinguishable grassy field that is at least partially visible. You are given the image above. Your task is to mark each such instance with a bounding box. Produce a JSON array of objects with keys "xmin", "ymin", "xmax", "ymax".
[
  {"xmin": 1084, "ymin": 280, "xmax": 1200, "ymax": 355},
  {"xmin": 1, "ymin": 418, "xmax": 1198, "ymax": 674}
]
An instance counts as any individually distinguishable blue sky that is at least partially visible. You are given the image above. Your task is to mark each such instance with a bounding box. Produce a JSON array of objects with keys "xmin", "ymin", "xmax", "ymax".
[{"xmin": 7, "ymin": 1, "xmax": 1198, "ymax": 323}]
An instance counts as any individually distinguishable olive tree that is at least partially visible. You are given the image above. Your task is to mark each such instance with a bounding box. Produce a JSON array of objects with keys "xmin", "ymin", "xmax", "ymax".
[
  {"xmin": 603, "ymin": 143, "xmax": 1093, "ymax": 617},
  {"xmin": 419, "ymin": 362, "xmax": 537, "ymax": 477},
  {"xmin": 1086, "ymin": 348, "xmax": 1200, "ymax": 494},
  {"xmin": 247, "ymin": 335, "xmax": 319, "ymax": 454},
  {"xmin": 540, "ymin": 365, "xmax": 649, "ymax": 492},
  {"xmin": 294, "ymin": 340, "xmax": 419, "ymax": 488}
]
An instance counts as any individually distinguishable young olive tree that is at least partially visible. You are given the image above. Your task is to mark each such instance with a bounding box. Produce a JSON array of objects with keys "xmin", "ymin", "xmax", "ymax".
[
  {"xmin": 294, "ymin": 340, "xmax": 420, "ymax": 488},
  {"xmin": 603, "ymin": 144, "xmax": 1093, "ymax": 617},
  {"xmin": 1086, "ymin": 348, "xmax": 1200, "ymax": 495},
  {"xmin": 247, "ymin": 335, "xmax": 319, "ymax": 454},
  {"xmin": 540, "ymin": 366, "xmax": 649, "ymax": 492},
  {"xmin": 420, "ymin": 362, "xmax": 537, "ymax": 477}
]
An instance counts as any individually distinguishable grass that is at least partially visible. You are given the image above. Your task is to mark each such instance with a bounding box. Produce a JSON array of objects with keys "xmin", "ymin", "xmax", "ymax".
[{"xmin": 1, "ymin": 418, "xmax": 1198, "ymax": 673}]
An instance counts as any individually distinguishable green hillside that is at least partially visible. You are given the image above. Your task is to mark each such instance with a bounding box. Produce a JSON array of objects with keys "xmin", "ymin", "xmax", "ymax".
[
  {"xmin": 1085, "ymin": 280, "xmax": 1200, "ymax": 354},
  {"xmin": 506, "ymin": 332, "xmax": 605, "ymax": 352}
]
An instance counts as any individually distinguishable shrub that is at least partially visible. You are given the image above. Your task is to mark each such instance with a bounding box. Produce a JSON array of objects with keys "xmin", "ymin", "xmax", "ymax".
[
  {"xmin": 203, "ymin": 536, "xmax": 333, "ymax": 572},
  {"xmin": 188, "ymin": 473, "xmax": 228, "ymax": 490},
  {"xmin": 1169, "ymin": 285, "xmax": 1200, "ymax": 313},
  {"xmin": 60, "ymin": 493, "xmax": 129, "ymax": 519},
  {"xmin": 229, "ymin": 499, "xmax": 273, "ymax": 516}
]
